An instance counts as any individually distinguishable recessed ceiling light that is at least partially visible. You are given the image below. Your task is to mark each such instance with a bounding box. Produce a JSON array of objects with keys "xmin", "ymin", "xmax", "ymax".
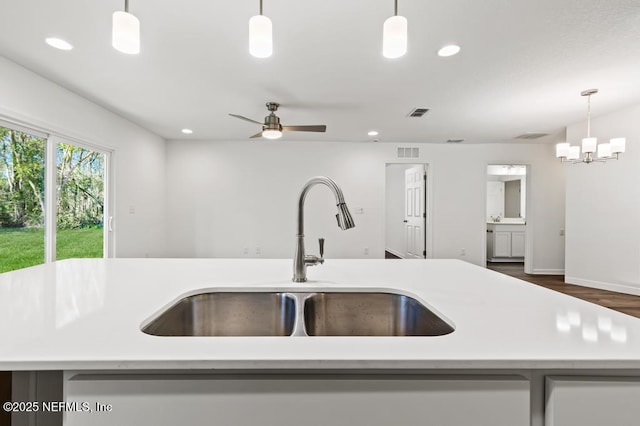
[
  {"xmin": 368, "ymin": 130, "xmax": 379, "ymax": 136},
  {"xmin": 45, "ymin": 37, "xmax": 73, "ymax": 51},
  {"xmin": 437, "ymin": 44, "xmax": 461, "ymax": 57},
  {"xmin": 181, "ymin": 129, "xmax": 193, "ymax": 134}
]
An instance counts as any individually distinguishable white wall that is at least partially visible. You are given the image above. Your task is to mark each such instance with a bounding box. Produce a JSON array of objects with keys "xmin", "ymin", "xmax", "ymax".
[
  {"xmin": 385, "ymin": 163, "xmax": 420, "ymax": 257},
  {"xmin": 0, "ymin": 56, "xmax": 167, "ymax": 257},
  {"xmin": 166, "ymin": 139, "xmax": 566, "ymax": 272},
  {"xmin": 565, "ymin": 103, "xmax": 640, "ymax": 295}
]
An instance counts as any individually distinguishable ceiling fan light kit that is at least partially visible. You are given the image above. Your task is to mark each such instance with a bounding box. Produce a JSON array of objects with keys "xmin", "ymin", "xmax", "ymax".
[
  {"xmin": 383, "ymin": 0, "xmax": 408, "ymax": 58},
  {"xmin": 230, "ymin": 102, "xmax": 327, "ymax": 139},
  {"xmin": 556, "ymin": 89, "xmax": 625, "ymax": 164},
  {"xmin": 112, "ymin": 0, "xmax": 140, "ymax": 55},
  {"xmin": 249, "ymin": 0, "xmax": 273, "ymax": 58}
]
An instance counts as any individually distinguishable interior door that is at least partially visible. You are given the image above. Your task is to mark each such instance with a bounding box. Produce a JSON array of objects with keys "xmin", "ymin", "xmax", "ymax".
[
  {"xmin": 486, "ymin": 181, "xmax": 504, "ymax": 219},
  {"xmin": 404, "ymin": 165, "xmax": 426, "ymax": 259}
]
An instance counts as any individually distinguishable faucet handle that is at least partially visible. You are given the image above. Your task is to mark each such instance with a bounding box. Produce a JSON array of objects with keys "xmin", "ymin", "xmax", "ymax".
[{"xmin": 318, "ymin": 238, "xmax": 325, "ymax": 258}]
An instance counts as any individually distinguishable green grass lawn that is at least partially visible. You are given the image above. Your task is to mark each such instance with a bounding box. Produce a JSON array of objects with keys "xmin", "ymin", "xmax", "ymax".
[{"xmin": 0, "ymin": 227, "xmax": 103, "ymax": 274}]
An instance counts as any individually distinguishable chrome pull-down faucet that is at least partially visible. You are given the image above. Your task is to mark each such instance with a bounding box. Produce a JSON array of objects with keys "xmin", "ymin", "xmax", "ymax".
[{"xmin": 293, "ymin": 177, "xmax": 355, "ymax": 282}]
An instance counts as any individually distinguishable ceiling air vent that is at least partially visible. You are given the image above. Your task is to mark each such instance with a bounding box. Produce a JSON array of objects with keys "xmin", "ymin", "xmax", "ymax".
[
  {"xmin": 397, "ymin": 147, "xmax": 419, "ymax": 158},
  {"xmin": 515, "ymin": 133, "xmax": 549, "ymax": 140},
  {"xmin": 446, "ymin": 139, "xmax": 464, "ymax": 143},
  {"xmin": 407, "ymin": 108, "xmax": 430, "ymax": 118}
]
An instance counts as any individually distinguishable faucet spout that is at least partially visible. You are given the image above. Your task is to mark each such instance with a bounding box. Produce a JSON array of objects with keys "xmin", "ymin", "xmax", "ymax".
[{"xmin": 293, "ymin": 176, "xmax": 355, "ymax": 282}]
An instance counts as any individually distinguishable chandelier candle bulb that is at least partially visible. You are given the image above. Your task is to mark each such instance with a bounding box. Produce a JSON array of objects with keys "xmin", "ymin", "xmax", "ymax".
[
  {"xmin": 582, "ymin": 137, "xmax": 597, "ymax": 154},
  {"xmin": 567, "ymin": 146, "xmax": 581, "ymax": 160},
  {"xmin": 610, "ymin": 138, "xmax": 626, "ymax": 154},
  {"xmin": 556, "ymin": 143, "xmax": 570, "ymax": 158},
  {"xmin": 597, "ymin": 143, "xmax": 612, "ymax": 159}
]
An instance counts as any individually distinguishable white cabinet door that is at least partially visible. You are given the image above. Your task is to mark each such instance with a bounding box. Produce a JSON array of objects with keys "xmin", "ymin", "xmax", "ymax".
[
  {"xmin": 494, "ymin": 231, "xmax": 512, "ymax": 257},
  {"xmin": 511, "ymin": 231, "xmax": 525, "ymax": 257},
  {"xmin": 65, "ymin": 374, "xmax": 530, "ymax": 426},
  {"xmin": 546, "ymin": 376, "xmax": 640, "ymax": 426}
]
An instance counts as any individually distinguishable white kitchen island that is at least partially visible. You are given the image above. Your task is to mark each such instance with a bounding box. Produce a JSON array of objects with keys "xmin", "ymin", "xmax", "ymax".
[{"xmin": 1, "ymin": 258, "xmax": 639, "ymax": 426}]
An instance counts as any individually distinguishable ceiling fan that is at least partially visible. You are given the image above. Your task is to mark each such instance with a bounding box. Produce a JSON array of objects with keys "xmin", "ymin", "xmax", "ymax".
[{"xmin": 229, "ymin": 102, "xmax": 327, "ymax": 139}]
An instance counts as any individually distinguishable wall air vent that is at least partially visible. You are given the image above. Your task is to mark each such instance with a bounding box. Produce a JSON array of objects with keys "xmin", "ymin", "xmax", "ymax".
[
  {"xmin": 407, "ymin": 108, "xmax": 430, "ymax": 117},
  {"xmin": 446, "ymin": 139, "xmax": 464, "ymax": 143},
  {"xmin": 397, "ymin": 147, "xmax": 419, "ymax": 158},
  {"xmin": 515, "ymin": 133, "xmax": 549, "ymax": 140}
]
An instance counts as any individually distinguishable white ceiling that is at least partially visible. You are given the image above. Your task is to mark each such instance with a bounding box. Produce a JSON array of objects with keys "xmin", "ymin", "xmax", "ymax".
[{"xmin": 1, "ymin": 0, "xmax": 639, "ymax": 143}]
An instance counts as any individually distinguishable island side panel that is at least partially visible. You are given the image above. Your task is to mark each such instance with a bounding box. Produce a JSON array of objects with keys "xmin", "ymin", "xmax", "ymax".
[{"xmin": 64, "ymin": 374, "xmax": 530, "ymax": 426}]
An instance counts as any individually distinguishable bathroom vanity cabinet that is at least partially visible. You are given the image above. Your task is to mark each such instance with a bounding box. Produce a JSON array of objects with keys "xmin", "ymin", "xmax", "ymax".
[{"xmin": 487, "ymin": 223, "xmax": 525, "ymax": 261}]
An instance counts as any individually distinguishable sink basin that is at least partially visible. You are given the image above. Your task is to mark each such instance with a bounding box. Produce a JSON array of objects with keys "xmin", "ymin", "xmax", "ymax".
[
  {"xmin": 303, "ymin": 292, "xmax": 454, "ymax": 336},
  {"xmin": 142, "ymin": 292, "xmax": 296, "ymax": 336}
]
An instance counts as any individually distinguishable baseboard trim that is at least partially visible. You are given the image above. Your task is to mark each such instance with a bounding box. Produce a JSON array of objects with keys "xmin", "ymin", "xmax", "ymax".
[
  {"xmin": 565, "ymin": 276, "xmax": 640, "ymax": 296},
  {"xmin": 532, "ymin": 269, "xmax": 565, "ymax": 275},
  {"xmin": 385, "ymin": 248, "xmax": 405, "ymax": 259}
]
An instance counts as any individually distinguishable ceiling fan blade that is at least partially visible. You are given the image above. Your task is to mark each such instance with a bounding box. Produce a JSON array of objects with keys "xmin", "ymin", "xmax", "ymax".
[
  {"xmin": 249, "ymin": 132, "xmax": 263, "ymax": 139},
  {"xmin": 282, "ymin": 125, "xmax": 327, "ymax": 132},
  {"xmin": 229, "ymin": 113, "xmax": 263, "ymax": 125}
]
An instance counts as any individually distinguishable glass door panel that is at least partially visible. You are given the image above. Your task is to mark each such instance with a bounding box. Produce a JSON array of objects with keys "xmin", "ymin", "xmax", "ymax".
[
  {"xmin": 55, "ymin": 142, "xmax": 105, "ymax": 260},
  {"xmin": 0, "ymin": 125, "xmax": 46, "ymax": 273}
]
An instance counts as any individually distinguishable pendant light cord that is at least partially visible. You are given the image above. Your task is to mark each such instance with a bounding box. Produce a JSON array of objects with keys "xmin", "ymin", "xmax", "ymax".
[
  {"xmin": 394, "ymin": 0, "xmax": 398, "ymax": 16},
  {"xmin": 586, "ymin": 94, "xmax": 591, "ymax": 138},
  {"xmin": 260, "ymin": 0, "xmax": 263, "ymax": 15},
  {"xmin": 124, "ymin": 0, "xmax": 129, "ymax": 13}
]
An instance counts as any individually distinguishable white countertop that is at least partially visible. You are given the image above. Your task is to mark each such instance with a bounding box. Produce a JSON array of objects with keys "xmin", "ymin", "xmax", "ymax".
[{"xmin": 1, "ymin": 258, "xmax": 639, "ymax": 370}]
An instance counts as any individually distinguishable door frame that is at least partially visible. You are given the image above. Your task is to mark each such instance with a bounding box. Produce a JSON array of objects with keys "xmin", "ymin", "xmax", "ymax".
[
  {"xmin": 483, "ymin": 162, "xmax": 533, "ymax": 274},
  {"xmin": 384, "ymin": 162, "xmax": 433, "ymax": 259}
]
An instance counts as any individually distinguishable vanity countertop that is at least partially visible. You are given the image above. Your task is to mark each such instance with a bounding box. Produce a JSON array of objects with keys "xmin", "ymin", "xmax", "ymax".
[{"xmin": 0, "ymin": 258, "xmax": 639, "ymax": 370}]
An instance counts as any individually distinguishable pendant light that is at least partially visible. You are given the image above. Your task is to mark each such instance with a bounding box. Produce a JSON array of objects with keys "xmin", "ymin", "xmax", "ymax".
[
  {"xmin": 383, "ymin": 0, "xmax": 408, "ymax": 59},
  {"xmin": 249, "ymin": 0, "xmax": 273, "ymax": 58},
  {"xmin": 112, "ymin": 0, "xmax": 140, "ymax": 54},
  {"xmin": 556, "ymin": 89, "xmax": 626, "ymax": 164}
]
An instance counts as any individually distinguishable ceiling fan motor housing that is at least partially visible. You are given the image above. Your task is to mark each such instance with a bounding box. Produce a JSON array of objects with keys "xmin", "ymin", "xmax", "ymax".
[{"xmin": 264, "ymin": 112, "xmax": 282, "ymax": 131}]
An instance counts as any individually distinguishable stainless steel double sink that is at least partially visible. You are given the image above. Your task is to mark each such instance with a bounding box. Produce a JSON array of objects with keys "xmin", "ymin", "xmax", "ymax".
[{"xmin": 142, "ymin": 291, "xmax": 454, "ymax": 337}]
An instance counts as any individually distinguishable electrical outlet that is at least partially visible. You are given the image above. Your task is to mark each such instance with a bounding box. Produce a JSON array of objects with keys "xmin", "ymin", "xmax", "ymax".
[
  {"xmin": 255, "ymin": 247, "xmax": 262, "ymax": 255},
  {"xmin": 460, "ymin": 248, "xmax": 466, "ymax": 256},
  {"xmin": 364, "ymin": 247, "xmax": 369, "ymax": 255},
  {"xmin": 242, "ymin": 247, "xmax": 249, "ymax": 255},
  {"xmin": 560, "ymin": 229, "xmax": 565, "ymax": 236},
  {"xmin": 128, "ymin": 206, "xmax": 135, "ymax": 214}
]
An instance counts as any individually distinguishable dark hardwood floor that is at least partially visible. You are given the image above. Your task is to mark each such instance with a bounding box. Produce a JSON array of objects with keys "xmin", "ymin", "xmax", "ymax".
[{"xmin": 487, "ymin": 262, "xmax": 640, "ymax": 318}]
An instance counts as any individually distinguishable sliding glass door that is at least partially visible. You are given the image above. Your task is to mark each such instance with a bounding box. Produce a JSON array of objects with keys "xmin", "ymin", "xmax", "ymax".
[{"xmin": 0, "ymin": 122, "xmax": 111, "ymax": 273}]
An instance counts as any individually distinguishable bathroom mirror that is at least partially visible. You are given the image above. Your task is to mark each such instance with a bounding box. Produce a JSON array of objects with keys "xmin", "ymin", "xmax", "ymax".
[{"xmin": 486, "ymin": 165, "xmax": 526, "ymax": 222}]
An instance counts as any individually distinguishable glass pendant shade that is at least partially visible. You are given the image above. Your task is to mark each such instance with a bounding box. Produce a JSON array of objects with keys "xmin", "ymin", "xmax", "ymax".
[
  {"xmin": 597, "ymin": 143, "xmax": 612, "ymax": 159},
  {"xmin": 567, "ymin": 146, "xmax": 581, "ymax": 160},
  {"xmin": 383, "ymin": 15, "xmax": 407, "ymax": 58},
  {"xmin": 581, "ymin": 137, "xmax": 597, "ymax": 154},
  {"xmin": 112, "ymin": 11, "xmax": 140, "ymax": 54},
  {"xmin": 262, "ymin": 129, "xmax": 282, "ymax": 139},
  {"xmin": 249, "ymin": 15, "xmax": 273, "ymax": 58},
  {"xmin": 610, "ymin": 137, "xmax": 626, "ymax": 154},
  {"xmin": 556, "ymin": 143, "xmax": 570, "ymax": 158}
]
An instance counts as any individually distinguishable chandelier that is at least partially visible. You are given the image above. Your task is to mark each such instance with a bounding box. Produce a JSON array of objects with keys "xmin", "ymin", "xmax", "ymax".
[{"xmin": 555, "ymin": 89, "xmax": 625, "ymax": 164}]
